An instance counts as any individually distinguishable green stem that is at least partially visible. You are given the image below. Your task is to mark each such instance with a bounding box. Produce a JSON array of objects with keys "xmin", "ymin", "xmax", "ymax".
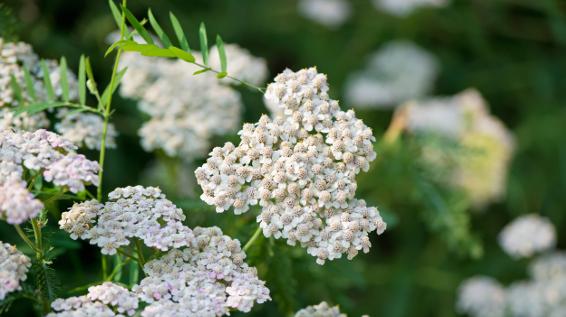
[
  {"xmin": 97, "ymin": 0, "xmax": 127, "ymax": 280},
  {"xmin": 14, "ymin": 224, "xmax": 37, "ymax": 252},
  {"xmin": 31, "ymin": 219, "xmax": 43, "ymax": 259},
  {"xmin": 243, "ymin": 226, "xmax": 263, "ymax": 252},
  {"xmin": 135, "ymin": 240, "xmax": 146, "ymax": 267},
  {"xmin": 30, "ymin": 218, "xmax": 51, "ymax": 315}
]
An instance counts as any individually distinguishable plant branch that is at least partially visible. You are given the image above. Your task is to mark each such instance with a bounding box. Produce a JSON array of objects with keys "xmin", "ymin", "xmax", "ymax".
[{"xmin": 243, "ymin": 226, "xmax": 263, "ymax": 252}]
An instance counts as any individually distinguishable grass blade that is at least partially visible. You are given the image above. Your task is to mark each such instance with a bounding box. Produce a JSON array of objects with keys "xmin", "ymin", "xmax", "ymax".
[
  {"xmin": 122, "ymin": 6, "xmax": 154, "ymax": 45},
  {"xmin": 59, "ymin": 57, "xmax": 69, "ymax": 102},
  {"xmin": 199, "ymin": 22, "xmax": 209, "ymax": 65},
  {"xmin": 40, "ymin": 60, "xmax": 56, "ymax": 101},
  {"xmin": 169, "ymin": 12, "xmax": 190, "ymax": 51},
  {"xmin": 78, "ymin": 55, "xmax": 86, "ymax": 105},
  {"xmin": 215, "ymin": 35, "xmax": 227, "ymax": 77},
  {"xmin": 148, "ymin": 9, "xmax": 171, "ymax": 47}
]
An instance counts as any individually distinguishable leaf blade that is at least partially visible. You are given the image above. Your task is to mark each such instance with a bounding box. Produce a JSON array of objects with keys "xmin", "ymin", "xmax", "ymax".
[
  {"xmin": 169, "ymin": 12, "xmax": 190, "ymax": 51},
  {"xmin": 78, "ymin": 55, "xmax": 86, "ymax": 105},
  {"xmin": 199, "ymin": 22, "xmax": 209, "ymax": 65},
  {"xmin": 40, "ymin": 60, "xmax": 56, "ymax": 101},
  {"xmin": 148, "ymin": 9, "xmax": 171, "ymax": 47},
  {"xmin": 22, "ymin": 66, "xmax": 37, "ymax": 100},
  {"xmin": 122, "ymin": 6, "xmax": 154, "ymax": 44},
  {"xmin": 215, "ymin": 35, "xmax": 227, "ymax": 74},
  {"xmin": 59, "ymin": 57, "xmax": 69, "ymax": 102}
]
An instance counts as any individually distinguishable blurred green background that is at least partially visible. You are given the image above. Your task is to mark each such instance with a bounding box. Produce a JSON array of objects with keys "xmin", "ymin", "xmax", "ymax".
[{"xmin": 1, "ymin": 0, "xmax": 566, "ymax": 316}]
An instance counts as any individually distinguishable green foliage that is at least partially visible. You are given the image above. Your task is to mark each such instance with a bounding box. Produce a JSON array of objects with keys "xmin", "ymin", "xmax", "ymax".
[{"xmin": 2, "ymin": 1, "xmax": 565, "ymax": 316}]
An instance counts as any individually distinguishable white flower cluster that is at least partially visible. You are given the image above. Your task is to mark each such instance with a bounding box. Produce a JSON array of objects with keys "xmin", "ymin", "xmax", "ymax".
[
  {"xmin": 48, "ymin": 282, "xmax": 139, "ymax": 317},
  {"xmin": 498, "ymin": 214, "xmax": 556, "ymax": 259},
  {"xmin": 0, "ymin": 38, "xmax": 117, "ymax": 150},
  {"xmin": 456, "ymin": 277, "xmax": 507, "ymax": 317},
  {"xmin": 345, "ymin": 41, "xmax": 438, "ymax": 109},
  {"xmin": 0, "ymin": 38, "xmax": 39, "ymax": 107},
  {"xmin": 297, "ymin": 0, "xmax": 351, "ymax": 28},
  {"xmin": 458, "ymin": 253, "xmax": 566, "ymax": 317},
  {"xmin": 134, "ymin": 226, "xmax": 270, "ymax": 316},
  {"xmin": 0, "ymin": 38, "xmax": 78, "ymax": 105},
  {"xmin": 295, "ymin": 302, "xmax": 347, "ymax": 317},
  {"xmin": 0, "ymin": 107, "xmax": 49, "ymax": 132},
  {"xmin": 119, "ymin": 43, "xmax": 267, "ymax": 161},
  {"xmin": 59, "ymin": 186, "xmax": 194, "ymax": 255},
  {"xmin": 0, "ymin": 129, "xmax": 99, "ymax": 224},
  {"xmin": 373, "ymin": 0, "xmax": 448, "ymax": 16},
  {"xmin": 0, "ymin": 242, "xmax": 31, "ymax": 301},
  {"xmin": 209, "ymin": 44, "xmax": 269, "ymax": 86},
  {"xmin": 399, "ymin": 89, "xmax": 515, "ymax": 208},
  {"xmin": 197, "ymin": 68, "xmax": 386, "ymax": 264},
  {"xmin": 55, "ymin": 109, "xmax": 117, "ymax": 150}
]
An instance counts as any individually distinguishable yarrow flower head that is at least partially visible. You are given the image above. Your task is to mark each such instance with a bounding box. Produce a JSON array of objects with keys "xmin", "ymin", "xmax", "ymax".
[
  {"xmin": 0, "ymin": 129, "xmax": 99, "ymax": 224},
  {"xmin": 59, "ymin": 186, "xmax": 194, "ymax": 255},
  {"xmin": 456, "ymin": 276, "xmax": 506, "ymax": 317},
  {"xmin": 372, "ymin": 0, "xmax": 449, "ymax": 16},
  {"xmin": 398, "ymin": 89, "xmax": 515, "ymax": 208},
  {"xmin": 134, "ymin": 226, "xmax": 270, "ymax": 316},
  {"xmin": 47, "ymin": 282, "xmax": 139, "ymax": 317},
  {"xmin": 0, "ymin": 242, "xmax": 31, "ymax": 301},
  {"xmin": 345, "ymin": 41, "xmax": 438, "ymax": 108},
  {"xmin": 196, "ymin": 68, "xmax": 386, "ymax": 264},
  {"xmin": 297, "ymin": 0, "xmax": 352, "ymax": 28},
  {"xmin": 498, "ymin": 214, "xmax": 556, "ymax": 259},
  {"xmin": 294, "ymin": 302, "xmax": 347, "ymax": 317}
]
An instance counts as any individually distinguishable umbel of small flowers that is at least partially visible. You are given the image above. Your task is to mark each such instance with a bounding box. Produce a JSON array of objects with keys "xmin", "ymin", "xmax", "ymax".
[
  {"xmin": 0, "ymin": 37, "xmax": 117, "ymax": 150},
  {"xmin": 457, "ymin": 215, "xmax": 564, "ymax": 317},
  {"xmin": 117, "ymin": 39, "xmax": 268, "ymax": 161},
  {"xmin": 498, "ymin": 213, "xmax": 556, "ymax": 259},
  {"xmin": 59, "ymin": 186, "xmax": 194, "ymax": 254},
  {"xmin": 135, "ymin": 226, "xmax": 271, "ymax": 316},
  {"xmin": 297, "ymin": 0, "xmax": 352, "ymax": 28},
  {"xmin": 58, "ymin": 186, "xmax": 270, "ymax": 316},
  {"xmin": 372, "ymin": 0, "xmax": 449, "ymax": 17},
  {"xmin": 0, "ymin": 241, "xmax": 31, "ymax": 301},
  {"xmin": 196, "ymin": 67, "xmax": 386, "ymax": 265},
  {"xmin": 457, "ymin": 252, "xmax": 566, "ymax": 317},
  {"xmin": 46, "ymin": 282, "xmax": 139, "ymax": 317},
  {"xmin": 344, "ymin": 40, "xmax": 438, "ymax": 109},
  {"xmin": 0, "ymin": 129, "xmax": 99, "ymax": 224},
  {"xmin": 294, "ymin": 301, "xmax": 347, "ymax": 317}
]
